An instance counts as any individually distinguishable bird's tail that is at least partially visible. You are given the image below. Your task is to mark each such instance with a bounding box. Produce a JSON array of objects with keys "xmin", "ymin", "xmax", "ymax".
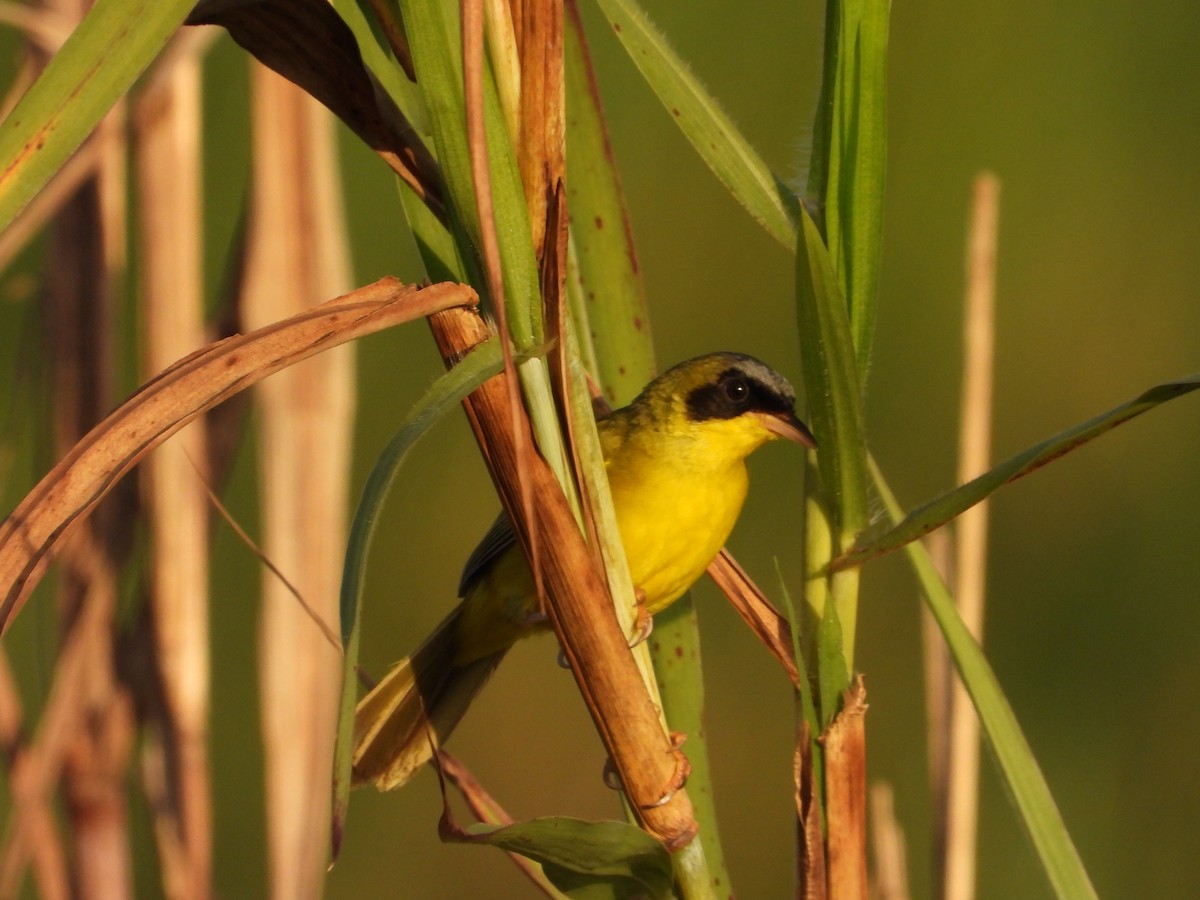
[{"xmin": 351, "ymin": 604, "xmax": 507, "ymax": 791}]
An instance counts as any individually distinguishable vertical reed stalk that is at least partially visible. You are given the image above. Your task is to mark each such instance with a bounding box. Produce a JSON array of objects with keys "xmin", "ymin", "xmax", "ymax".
[
  {"xmin": 43, "ymin": 94, "xmax": 134, "ymax": 900},
  {"xmin": 243, "ymin": 64, "xmax": 354, "ymax": 899},
  {"xmin": 942, "ymin": 172, "xmax": 1000, "ymax": 900},
  {"xmin": 133, "ymin": 36, "xmax": 212, "ymax": 900}
]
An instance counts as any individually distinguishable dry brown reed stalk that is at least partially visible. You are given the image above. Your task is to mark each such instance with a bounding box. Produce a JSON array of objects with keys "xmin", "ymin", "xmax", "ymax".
[
  {"xmin": 823, "ymin": 675, "xmax": 868, "ymax": 900},
  {"xmin": 461, "ymin": 0, "xmax": 550, "ymax": 620},
  {"xmin": 942, "ymin": 172, "xmax": 1000, "ymax": 900},
  {"xmin": 708, "ymin": 548, "xmax": 801, "ymax": 688},
  {"xmin": 198, "ymin": 474, "xmax": 341, "ymax": 655},
  {"xmin": 133, "ymin": 38, "xmax": 212, "ymax": 899},
  {"xmin": 514, "ymin": 0, "xmax": 564, "ymax": 265},
  {"xmin": 363, "ymin": 0, "xmax": 414, "ymax": 81},
  {"xmin": 241, "ymin": 64, "xmax": 355, "ymax": 900},
  {"xmin": 0, "ymin": 278, "xmax": 476, "ymax": 632},
  {"xmin": 922, "ymin": 173, "xmax": 1000, "ymax": 900},
  {"xmin": 427, "ymin": 306, "xmax": 698, "ymax": 851}
]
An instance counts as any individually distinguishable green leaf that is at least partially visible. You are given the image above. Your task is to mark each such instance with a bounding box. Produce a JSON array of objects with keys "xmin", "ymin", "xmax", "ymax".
[
  {"xmin": 331, "ymin": 340, "xmax": 503, "ymax": 856},
  {"xmin": 794, "ymin": 208, "xmax": 868, "ymax": 537},
  {"xmin": 0, "ymin": 0, "xmax": 194, "ymax": 231},
  {"xmin": 813, "ymin": 0, "xmax": 890, "ymax": 377},
  {"xmin": 870, "ymin": 458, "xmax": 1098, "ymax": 899},
  {"xmin": 795, "ymin": 205, "xmax": 868, "ymax": 668},
  {"xmin": 563, "ymin": 7, "xmax": 656, "ymax": 406},
  {"xmin": 815, "ymin": 589, "xmax": 848, "ymax": 731},
  {"xmin": 333, "ymin": 0, "xmax": 430, "ymax": 132},
  {"xmin": 836, "ymin": 373, "xmax": 1200, "ymax": 571},
  {"xmin": 449, "ymin": 816, "xmax": 674, "ymax": 900},
  {"xmin": 593, "ymin": 0, "xmax": 800, "ymax": 249}
]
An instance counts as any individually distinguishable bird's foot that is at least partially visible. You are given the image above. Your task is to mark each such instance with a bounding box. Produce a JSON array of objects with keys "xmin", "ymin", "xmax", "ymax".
[
  {"xmin": 627, "ymin": 589, "xmax": 654, "ymax": 648},
  {"xmin": 641, "ymin": 733, "xmax": 691, "ymax": 809}
]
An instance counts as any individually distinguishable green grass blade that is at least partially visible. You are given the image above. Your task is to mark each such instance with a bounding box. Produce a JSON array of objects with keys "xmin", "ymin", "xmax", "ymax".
[
  {"xmin": 837, "ymin": 373, "xmax": 1200, "ymax": 571},
  {"xmin": 564, "ymin": 5, "xmax": 656, "ymax": 405},
  {"xmin": 815, "ymin": 594, "xmax": 848, "ymax": 730},
  {"xmin": 870, "ymin": 457, "xmax": 1098, "ymax": 899},
  {"xmin": 645, "ymin": 597, "xmax": 730, "ymax": 893},
  {"xmin": 331, "ymin": 340, "xmax": 503, "ymax": 856},
  {"xmin": 817, "ymin": 0, "xmax": 889, "ymax": 376},
  {"xmin": 334, "ymin": 0, "xmax": 430, "ymax": 131},
  {"xmin": 397, "ymin": 0, "xmax": 540, "ymax": 348},
  {"xmin": 805, "ymin": 0, "xmax": 839, "ymax": 211},
  {"xmin": 0, "ymin": 0, "xmax": 193, "ymax": 231},
  {"xmin": 795, "ymin": 205, "xmax": 868, "ymax": 669},
  {"xmin": 592, "ymin": 0, "xmax": 800, "ymax": 249}
]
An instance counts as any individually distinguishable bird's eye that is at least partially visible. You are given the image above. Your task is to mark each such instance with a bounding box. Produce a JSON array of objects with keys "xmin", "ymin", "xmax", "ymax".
[{"xmin": 724, "ymin": 376, "xmax": 750, "ymax": 405}]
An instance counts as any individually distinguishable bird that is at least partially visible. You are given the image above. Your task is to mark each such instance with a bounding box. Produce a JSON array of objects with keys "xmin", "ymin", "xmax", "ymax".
[{"xmin": 352, "ymin": 352, "xmax": 816, "ymax": 790}]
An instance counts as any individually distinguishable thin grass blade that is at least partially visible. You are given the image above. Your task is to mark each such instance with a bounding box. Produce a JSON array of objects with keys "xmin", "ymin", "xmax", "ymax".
[
  {"xmin": 333, "ymin": 0, "xmax": 429, "ymax": 131},
  {"xmin": 837, "ymin": 374, "xmax": 1200, "ymax": 571},
  {"xmin": 870, "ymin": 458, "xmax": 1098, "ymax": 898},
  {"xmin": 593, "ymin": 0, "xmax": 800, "ymax": 249},
  {"xmin": 332, "ymin": 339, "xmax": 502, "ymax": 856}
]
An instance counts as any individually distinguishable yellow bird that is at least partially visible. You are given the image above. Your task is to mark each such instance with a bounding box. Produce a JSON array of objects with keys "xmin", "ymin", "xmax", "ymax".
[{"xmin": 352, "ymin": 352, "xmax": 815, "ymax": 790}]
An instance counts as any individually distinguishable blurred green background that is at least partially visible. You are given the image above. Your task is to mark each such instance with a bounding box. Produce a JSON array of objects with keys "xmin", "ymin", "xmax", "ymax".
[{"xmin": 4, "ymin": 0, "xmax": 1200, "ymax": 896}]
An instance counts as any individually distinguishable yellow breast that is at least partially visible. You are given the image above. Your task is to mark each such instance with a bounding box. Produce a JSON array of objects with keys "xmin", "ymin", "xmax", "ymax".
[{"xmin": 604, "ymin": 425, "xmax": 753, "ymax": 614}]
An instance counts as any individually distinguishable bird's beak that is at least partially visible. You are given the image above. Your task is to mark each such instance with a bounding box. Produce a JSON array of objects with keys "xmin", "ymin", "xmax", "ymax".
[{"xmin": 757, "ymin": 411, "xmax": 817, "ymax": 449}]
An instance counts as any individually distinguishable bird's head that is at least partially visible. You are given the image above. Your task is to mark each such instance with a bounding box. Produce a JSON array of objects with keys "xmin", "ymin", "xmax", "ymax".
[{"xmin": 627, "ymin": 353, "xmax": 816, "ymax": 463}]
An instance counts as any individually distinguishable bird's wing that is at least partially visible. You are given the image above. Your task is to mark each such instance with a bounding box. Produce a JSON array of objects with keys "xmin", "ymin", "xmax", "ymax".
[
  {"xmin": 457, "ymin": 510, "xmax": 518, "ymax": 596},
  {"xmin": 456, "ymin": 411, "xmax": 629, "ymax": 597}
]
